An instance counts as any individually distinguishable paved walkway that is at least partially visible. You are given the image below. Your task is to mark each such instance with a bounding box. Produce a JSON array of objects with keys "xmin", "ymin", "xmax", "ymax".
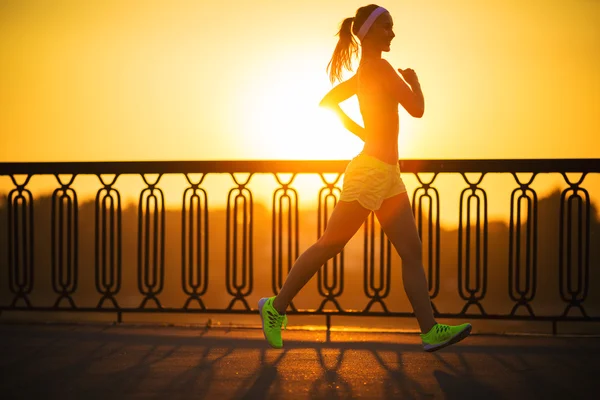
[{"xmin": 0, "ymin": 323, "xmax": 599, "ymax": 399}]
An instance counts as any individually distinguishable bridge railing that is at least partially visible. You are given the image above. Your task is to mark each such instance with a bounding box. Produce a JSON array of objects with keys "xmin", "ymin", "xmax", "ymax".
[{"xmin": 1, "ymin": 159, "xmax": 599, "ymax": 333}]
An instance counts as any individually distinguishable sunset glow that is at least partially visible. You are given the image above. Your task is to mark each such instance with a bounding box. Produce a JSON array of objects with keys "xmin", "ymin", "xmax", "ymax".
[{"xmin": 0, "ymin": 0, "xmax": 598, "ymax": 163}]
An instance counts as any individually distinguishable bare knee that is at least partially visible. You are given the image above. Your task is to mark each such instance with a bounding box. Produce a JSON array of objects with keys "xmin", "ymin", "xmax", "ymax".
[{"xmin": 314, "ymin": 236, "xmax": 347, "ymax": 259}]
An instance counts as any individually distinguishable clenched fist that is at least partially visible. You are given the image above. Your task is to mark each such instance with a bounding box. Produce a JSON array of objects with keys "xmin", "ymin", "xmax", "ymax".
[{"xmin": 398, "ymin": 68, "xmax": 419, "ymax": 87}]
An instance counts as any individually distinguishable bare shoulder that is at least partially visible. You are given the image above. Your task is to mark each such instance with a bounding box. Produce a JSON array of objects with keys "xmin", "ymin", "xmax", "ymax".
[
  {"xmin": 360, "ymin": 59, "xmax": 395, "ymax": 81},
  {"xmin": 372, "ymin": 58, "xmax": 396, "ymax": 76}
]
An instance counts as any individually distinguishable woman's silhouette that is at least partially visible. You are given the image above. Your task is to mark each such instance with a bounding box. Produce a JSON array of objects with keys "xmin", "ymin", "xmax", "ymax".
[{"xmin": 259, "ymin": 4, "xmax": 471, "ymax": 352}]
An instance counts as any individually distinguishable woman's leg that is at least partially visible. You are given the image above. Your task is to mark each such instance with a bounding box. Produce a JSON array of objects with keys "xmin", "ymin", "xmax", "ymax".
[
  {"xmin": 374, "ymin": 192, "xmax": 437, "ymax": 333},
  {"xmin": 272, "ymin": 199, "xmax": 371, "ymax": 314}
]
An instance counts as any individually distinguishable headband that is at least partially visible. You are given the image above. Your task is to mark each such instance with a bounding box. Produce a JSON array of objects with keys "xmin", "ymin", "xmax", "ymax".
[{"xmin": 356, "ymin": 7, "xmax": 388, "ymax": 41}]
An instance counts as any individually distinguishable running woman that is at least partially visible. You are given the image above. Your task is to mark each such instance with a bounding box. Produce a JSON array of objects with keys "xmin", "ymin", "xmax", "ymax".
[{"xmin": 259, "ymin": 4, "xmax": 472, "ymax": 352}]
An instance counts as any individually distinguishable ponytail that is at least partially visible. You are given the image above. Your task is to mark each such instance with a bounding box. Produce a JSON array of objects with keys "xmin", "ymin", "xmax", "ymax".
[{"xmin": 326, "ymin": 17, "xmax": 358, "ymax": 84}]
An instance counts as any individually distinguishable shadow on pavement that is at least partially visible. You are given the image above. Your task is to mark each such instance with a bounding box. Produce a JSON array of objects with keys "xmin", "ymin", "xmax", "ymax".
[{"xmin": 0, "ymin": 324, "xmax": 597, "ymax": 399}]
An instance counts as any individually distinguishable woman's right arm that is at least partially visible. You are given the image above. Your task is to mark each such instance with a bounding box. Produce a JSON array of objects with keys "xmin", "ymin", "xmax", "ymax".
[
  {"xmin": 375, "ymin": 59, "xmax": 425, "ymax": 118},
  {"xmin": 319, "ymin": 75, "xmax": 367, "ymax": 142}
]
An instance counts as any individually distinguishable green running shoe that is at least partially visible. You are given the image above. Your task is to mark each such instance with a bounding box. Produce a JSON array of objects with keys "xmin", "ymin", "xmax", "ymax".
[
  {"xmin": 258, "ymin": 296, "xmax": 288, "ymax": 349},
  {"xmin": 420, "ymin": 323, "xmax": 472, "ymax": 352}
]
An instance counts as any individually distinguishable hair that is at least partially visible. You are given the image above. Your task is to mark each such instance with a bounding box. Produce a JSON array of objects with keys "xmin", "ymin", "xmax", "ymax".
[{"xmin": 326, "ymin": 4, "xmax": 381, "ymax": 84}]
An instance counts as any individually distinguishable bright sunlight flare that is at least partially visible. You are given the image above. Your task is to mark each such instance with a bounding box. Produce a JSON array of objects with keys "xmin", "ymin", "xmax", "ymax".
[
  {"xmin": 240, "ymin": 56, "xmax": 364, "ymax": 160},
  {"xmin": 238, "ymin": 52, "xmax": 420, "ymax": 161}
]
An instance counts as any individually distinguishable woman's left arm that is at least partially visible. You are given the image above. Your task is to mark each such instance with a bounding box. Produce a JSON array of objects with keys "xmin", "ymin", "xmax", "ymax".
[{"xmin": 319, "ymin": 75, "xmax": 366, "ymax": 142}]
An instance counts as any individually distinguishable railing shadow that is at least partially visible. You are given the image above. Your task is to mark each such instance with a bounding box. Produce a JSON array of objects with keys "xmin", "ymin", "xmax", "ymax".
[
  {"xmin": 236, "ymin": 350, "xmax": 285, "ymax": 400},
  {"xmin": 6, "ymin": 325, "xmax": 580, "ymax": 399},
  {"xmin": 433, "ymin": 370, "xmax": 502, "ymax": 399}
]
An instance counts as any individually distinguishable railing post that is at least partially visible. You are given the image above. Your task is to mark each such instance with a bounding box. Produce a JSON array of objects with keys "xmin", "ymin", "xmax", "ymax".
[
  {"xmin": 272, "ymin": 173, "xmax": 299, "ymax": 311},
  {"xmin": 412, "ymin": 172, "xmax": 441, "ymax": 314},
  {"xmin": 7, "ymin": 174, "xmax": 34, "ymax": 307},
  {"xmin": 316, "ymin": 173, "xmax": 344, "ymax": 312},
  {"xmin": 51, "ymin": 174, "xmax": 79, "ymax": 309},
  {"xmin": 508, "ymin": 172, "xmax": 538, "ymax": 316},
  {"xmin": 181, "ymin": 173, "xmax": 209, "ymax": 310},
  {"xmin": 225, "ymin": 173, "xmax": 254, "ymax": 310},
  {"xmin": 559, "ymin": 172, "xmax": 590, "ymax": 317},
  {"xmin": 95, "ymin": 174, "xmax": 122, "ymax": 309},
  {"xmin": 458, "ymin": 173, "xmax": 488, "ymax": 315},
  {"xmin": 137, "ymin": 174, "xmax": 165, "ymax": 309}
]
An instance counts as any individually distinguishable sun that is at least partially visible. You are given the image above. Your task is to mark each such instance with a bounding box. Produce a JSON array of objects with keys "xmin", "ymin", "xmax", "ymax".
[
  {"xmin": 240, "ymin": 62, "xmax": 365, "ymax": 160},
  {"xmin": 238, "ymin": 53, "xmax": 420, "ymax": 161}
]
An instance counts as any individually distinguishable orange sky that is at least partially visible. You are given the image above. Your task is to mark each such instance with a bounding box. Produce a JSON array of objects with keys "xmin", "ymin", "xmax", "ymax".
[
  {"xmin": 0, "ymin": 0, "xmax": 598, "ymax": 162},
  {"xmin": 0, "ymin": 0, "xmax": 600, "ymax": 228}
]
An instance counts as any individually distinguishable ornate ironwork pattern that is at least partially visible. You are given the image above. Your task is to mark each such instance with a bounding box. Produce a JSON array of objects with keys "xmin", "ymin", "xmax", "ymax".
[
  {"xmin": 7, "ymin": 175, "xmax": 34, "ymax": 307},
  {"xmin": 271, "ymin": 173, "xmax": 299, "ymax": 311},
  {"xmin": 458, "ymin": 173, "xmax": 488, "ymax": 314},
  {"xmin": 508, "ymin": 173, "xmax": 538, "ymax": 316},
  {"xmin": 51, "ymin": 174, "xmax": 79, "ymax": 308},
  {"xmin": 559, "ymin": 172, "xmax": 590, "ymax": 317},
  {"xmin": 225, "ymin": 173, "xmax": 254, "ymax": 310},
  {"xmin": 95, "ymin": 174, "xmax": 122, "ymax": 309},
  {"xmin": 362, "ymin": 211, "xmax": 392, "ymax": 312},
  {"xmin": 0, "ymin": 159, "xmax": 599, "ymax": 332},
  {"xmin": 316, "ymin": 173, "xmax": 344, "ymax": 312},
  {"xmin": 412, "ymin": 172, "xmax": 441, "ymax": 313},
  {"xmin": 137, "ymin": 174, "xmax": 165, "ymax": 308},
  {"xmin": 181, "ymin": 173, "xmax": 209, "ymax": 310}
]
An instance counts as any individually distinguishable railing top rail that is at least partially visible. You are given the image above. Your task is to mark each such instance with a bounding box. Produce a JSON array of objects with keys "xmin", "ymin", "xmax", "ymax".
[{"xmin": 1, "ymin": 159, "xmax": 600, "ymax": 175}]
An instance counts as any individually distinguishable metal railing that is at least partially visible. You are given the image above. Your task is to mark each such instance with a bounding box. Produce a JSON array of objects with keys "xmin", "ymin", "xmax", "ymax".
[{"xmin": 1, "ymin": 159, "xmax": 599, "ymax": 334}]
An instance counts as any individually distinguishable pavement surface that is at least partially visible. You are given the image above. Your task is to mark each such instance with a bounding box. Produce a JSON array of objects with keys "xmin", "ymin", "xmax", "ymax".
[{"xmin": 0, "ymin": 322, "xmax": 599, "ymax": 399}]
